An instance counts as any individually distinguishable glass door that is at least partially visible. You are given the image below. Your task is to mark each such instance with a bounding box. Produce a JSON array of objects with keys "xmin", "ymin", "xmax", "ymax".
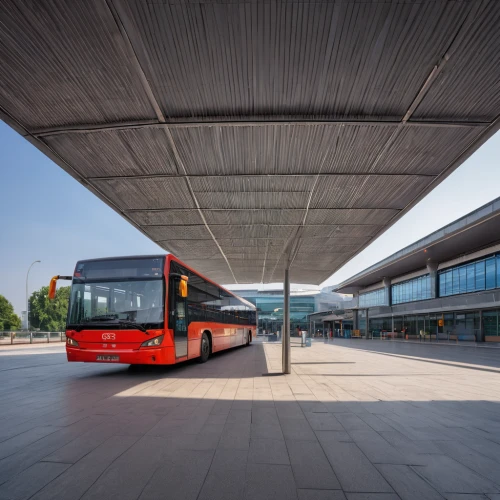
[{"xmin": 170, "ymin": 277, "xmax": 188, "ymax": 358}]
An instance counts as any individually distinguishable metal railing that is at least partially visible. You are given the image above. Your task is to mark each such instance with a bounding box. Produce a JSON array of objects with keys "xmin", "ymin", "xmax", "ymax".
[{"xmin": 0, "ymin": 331, "xmax": 66, "ymax": 345}]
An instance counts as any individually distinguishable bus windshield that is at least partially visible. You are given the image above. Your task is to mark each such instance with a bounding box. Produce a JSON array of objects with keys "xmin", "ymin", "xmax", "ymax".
[{"xmin": 67, "ymin": 279, "xmax": 164, "ymax": 329}]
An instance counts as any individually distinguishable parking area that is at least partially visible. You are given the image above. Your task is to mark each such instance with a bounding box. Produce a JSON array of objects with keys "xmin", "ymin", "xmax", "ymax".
[{"xmin": 0, "ymin": 339, "xmax": 499, "ymax": 499}]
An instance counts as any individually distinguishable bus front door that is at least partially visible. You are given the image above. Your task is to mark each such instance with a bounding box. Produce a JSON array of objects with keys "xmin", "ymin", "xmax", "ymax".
[{"xmin": 171, "ymin": 278, "xmax": 188, "ymax": 358}]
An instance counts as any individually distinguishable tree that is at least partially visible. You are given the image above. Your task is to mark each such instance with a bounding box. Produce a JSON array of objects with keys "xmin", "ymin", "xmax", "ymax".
[
  {"xmin": 29, "ymin": 286, "xmax": 71, "ymax": 331},
  {"xmin": 0, "ymin": 295, "xmax": 22, "ymax": 331}
]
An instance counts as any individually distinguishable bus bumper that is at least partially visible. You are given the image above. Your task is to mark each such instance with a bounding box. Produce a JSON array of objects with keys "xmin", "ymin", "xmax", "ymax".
[{"xmin": 66, "ymin": 346, "xmax": 173, "ymax": 365}]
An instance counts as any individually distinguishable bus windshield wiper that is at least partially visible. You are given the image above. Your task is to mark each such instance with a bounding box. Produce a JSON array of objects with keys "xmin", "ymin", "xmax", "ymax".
[{"xmin": 116, "ymin": 320, "xmax": 149, "ymax": 334}]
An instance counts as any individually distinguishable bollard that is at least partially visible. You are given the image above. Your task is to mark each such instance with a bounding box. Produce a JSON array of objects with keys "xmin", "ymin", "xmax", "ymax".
[
  {"xmin": 11, "ymin": 331, "xmax": 13, "ymax": 345},
  {"xmin": 30, "ymin": 332, "xmax": 33, "ymax": 344},
  {"xmin": 302, "ymin": 331, "xmax": 306, "ymax": 347}
]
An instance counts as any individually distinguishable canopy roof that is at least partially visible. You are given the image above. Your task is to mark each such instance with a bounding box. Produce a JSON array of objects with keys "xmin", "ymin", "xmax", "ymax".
[{"xmin": 1, "ymin": 0, "xmax": 499, "ymax": 284}]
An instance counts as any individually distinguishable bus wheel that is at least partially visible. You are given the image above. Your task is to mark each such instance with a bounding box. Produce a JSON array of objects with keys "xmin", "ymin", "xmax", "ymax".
[{"xmin": 199, "ymin": 332, "xmax": 210, "ymax": 363}]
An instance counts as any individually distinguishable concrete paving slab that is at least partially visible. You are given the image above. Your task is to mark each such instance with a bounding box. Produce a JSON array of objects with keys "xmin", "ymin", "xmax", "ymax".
[
  {"xmin": 413, "ymin": 455, "xmax": 500, "ymax": 494},
  {"xmin": 30, "ymin": 436, "xmax": 138, "ymax": 500},
  {"xmin": 287, "ymin": 440, "xmax": 341, "ymax": 489},
  {"xmin": 0, "ymin": 427, "xmax": 58, "ymax": 460},
  {"xmin": 444, "ymin": 495, "xmax": 490, "ymax": 499},
  {"xmin": 348, "ymin": 429, "xmax": 427, "ymax": 465},
  {"xmin": 198, "ymin": 468, "xmax": 246, "ymax": 500},
  {"xmin": 305, "ymin": 412, "xmax": 344, "ymax": 431},
  {"xmin": 80, "ymin": 436, "xmax": 170, "ymax": 500},
  {"xmin": 280, "ymin": 417, "xmax": 317, "ymax": 441},
  {"xmin": 0, "ymin": 462, "xmax": 69, "ymax": 500},
  {"xmin": 320, "ymin": 441, "xmax": 394, "ymax": 493},
  {"xmin": 250, "ymin": 422, "xmax": 285, "ymax": 440},
  {"xmin": 138, "ymin": 454, "xmax": 211, "ymax": 500},
  {"xmin": 298, "ymin": 490, "xmax": 347, "ymax": 500},
  {"xmin": 345, "ymin": 495, "xmax": 400, "ymax": 500},
  {"xmin": 376, "ymin": 463, "xmax": 443, "ymax": 499},
  {"xmin": 218, "ymin": 423, "xmax": 250, "ymax": 449},
  {"xmin": 210, "ymin": 448, "xmax": 248, "ymax": 471},
  {"xmin": 245, "ymin": 463, "xmax": 298, "ymax": 500},
  {"xmin": 434, "ymin": 440, "xmax": 500, "ymax": 486},
  {"xmin": 248, "ymin": 438, "xmax": 289, "ymax": 464}
]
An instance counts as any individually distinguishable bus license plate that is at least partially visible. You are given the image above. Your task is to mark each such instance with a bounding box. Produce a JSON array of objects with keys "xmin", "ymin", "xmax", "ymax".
[{"xmin": 96, "ymin": 355, "xmax": 119, "ymax": 362}]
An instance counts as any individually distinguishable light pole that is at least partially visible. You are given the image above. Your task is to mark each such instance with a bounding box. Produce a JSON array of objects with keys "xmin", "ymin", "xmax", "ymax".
[{"xmin": 26, "ymin": 260, "xmax": 41, "ymax": 332}]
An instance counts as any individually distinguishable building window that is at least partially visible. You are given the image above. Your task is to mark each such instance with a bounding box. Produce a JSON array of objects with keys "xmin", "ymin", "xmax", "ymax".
[
  {"xmin": 466, "ymin": 264, "xmax": 475, "ymax": 293},
  {"xmin": 475, "ymin": 261, "xmax": 485, "ymax": 290},
  {"xmin": 486, "ymin": 257, "xmax": 496, "ymax": 289},
  {"xmin": 497, "ymin": 255, "xmax": 500, "ymax": 287},
  {"xmin": 359, "ymin": 288, "xmax": 386, "ymax": 308},
  {"xmin": 391, "ymin": 274, "xmax": 431, "ymax": 305},
  {"xmin": 458, "ymin": 267, "xmax": 467, "ymax": 294},
  {"xmin": 438, "ymin": 252, "xmax": 499, "ymax": 298}
]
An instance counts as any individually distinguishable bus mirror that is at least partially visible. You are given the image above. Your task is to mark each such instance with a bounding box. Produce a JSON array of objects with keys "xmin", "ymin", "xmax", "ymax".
[
  {"xmin": 48, "ymin": 275, "xmax": 72, "ymax": 300},
  {"xmin": 48, "ymin": 276, "xmax": 58, "ymax": 300},
  {"xmin": 179, "ymin": 275, "xmax": 188, "ymax": 298}
]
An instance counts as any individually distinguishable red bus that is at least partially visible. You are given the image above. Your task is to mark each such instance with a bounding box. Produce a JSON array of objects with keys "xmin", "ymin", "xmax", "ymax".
[{"xmin": 49, "ymin": 254, "xmax": 256, "ymax": 365}]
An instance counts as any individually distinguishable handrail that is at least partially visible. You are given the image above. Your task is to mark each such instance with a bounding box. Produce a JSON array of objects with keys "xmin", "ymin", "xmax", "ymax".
[{"xmin": 0, "ymin": 331, "xmax": 66, "ymax": 345}]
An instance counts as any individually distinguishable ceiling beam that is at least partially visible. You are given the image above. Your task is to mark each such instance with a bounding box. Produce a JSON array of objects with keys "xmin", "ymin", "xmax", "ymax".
[
  {"xmin": 124, "ymin": 207, "xmax": 400, "ymax": 213},
  {"xmin": 139, "ymin": 223, "xmax": 385, "ymax": 228},
  {"xmin": 32, "ymin": 118, "xmax": 487, "ymax": 138},
  {"xmin": 88, "ymin": 173, "xmax": 437, "ymax": 181}
]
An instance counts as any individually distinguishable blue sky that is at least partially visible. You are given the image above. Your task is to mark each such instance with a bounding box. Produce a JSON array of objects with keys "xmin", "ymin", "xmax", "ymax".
[{"xmin": 0, "ymin": 121, "xmax": 499, "ymax": 314}]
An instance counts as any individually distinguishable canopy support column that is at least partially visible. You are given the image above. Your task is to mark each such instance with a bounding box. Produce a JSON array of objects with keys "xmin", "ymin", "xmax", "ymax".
[{"xmin": 282, "ymin": 267, "xmax": 291, "ymax": 374}]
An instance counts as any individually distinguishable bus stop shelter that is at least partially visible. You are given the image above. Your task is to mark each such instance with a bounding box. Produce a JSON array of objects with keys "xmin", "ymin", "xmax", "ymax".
[{"xmin": 1, "ymin": 0, "xmax": 499, "ymax": 372}]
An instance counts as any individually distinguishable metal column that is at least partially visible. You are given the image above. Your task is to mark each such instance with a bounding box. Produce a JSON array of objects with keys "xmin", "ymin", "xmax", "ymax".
[
  {"xmin": 366, "ymin": 309, "xmax": 370, "ymax": 339},
  {"xmin": 282, "ymin": 267, "xmax": 291, "ymax": 374}
]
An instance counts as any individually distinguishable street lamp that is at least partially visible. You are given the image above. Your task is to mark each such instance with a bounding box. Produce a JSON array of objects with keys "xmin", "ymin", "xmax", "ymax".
[{"xmin": 26, "ymin": 260, "xmax": 41, "ymax": 331}]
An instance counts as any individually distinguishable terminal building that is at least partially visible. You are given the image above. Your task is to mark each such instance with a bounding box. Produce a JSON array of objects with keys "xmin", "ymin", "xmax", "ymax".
[
  {"xmin": 334, "ymin": 198, "xmax": 500, "ymax": 343},
  {"xmin": 228, "ymin": 285, "xmax": 347, "ymax": 335}
]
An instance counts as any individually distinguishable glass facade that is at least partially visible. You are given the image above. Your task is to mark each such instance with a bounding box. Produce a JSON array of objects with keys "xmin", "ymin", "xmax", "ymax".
[
  {"xmin": 368, "ymin": 310, "xmax": 493, "ymax": 339},
  {"xmin": 439, "ymin": 253, "xmax": 499, "ymax": 297},
  {"xmin": 483, "ymin": 310, "xmax": 500, "ymax": 337},
  {"xmin": 391, "ymin": 274, "xmax": 431, "ymax": 305},
  {"xmin": 242, "ymin": 293, "xmax": 316, "ymax": 335},
  {"xmin": 359, "ymin": 288, "xmax": 386, "ymax": 308}
]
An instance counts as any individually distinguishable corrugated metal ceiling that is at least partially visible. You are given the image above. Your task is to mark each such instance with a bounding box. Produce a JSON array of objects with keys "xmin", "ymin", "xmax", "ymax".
[{"xmin": 1, "ymin": 0, "xmax": 499, "ymax": 285}]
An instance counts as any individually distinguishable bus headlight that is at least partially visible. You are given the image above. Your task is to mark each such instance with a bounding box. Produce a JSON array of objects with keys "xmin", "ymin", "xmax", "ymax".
[
  {"xmin": 67, "ymin": 337, "xmax": 79, "ymax": 347},
  {"xmin": 141, "ymin": 335, "xmax": 164, "ymax": 347}
]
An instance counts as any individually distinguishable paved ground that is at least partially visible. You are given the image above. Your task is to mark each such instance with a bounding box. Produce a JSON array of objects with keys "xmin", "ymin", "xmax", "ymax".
[{"xmin": 1, "ymin": 339, "xmax": 500, "ymax": 500}]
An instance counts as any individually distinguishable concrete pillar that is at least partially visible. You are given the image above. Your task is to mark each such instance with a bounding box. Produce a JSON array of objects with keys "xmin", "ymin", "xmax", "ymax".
[
  {"xmin": 426, "ymin": 260, "xmax": 439, "ymax": 299},
  {"xmin": 478, "ymin": 310, "xmax": 484, "ymax": 342},
  {"xmin": 353, "ymin": 310, "xmax": 359, "ymax": 330},
  {"xmin": 383, "ymin": 277, "xmax": 392, "ymax": 306},
  {"xmin": 366, "ymin": 309, "xmax": 370, "ymax": 339},
  {"xmin": 282, "ymin": 267, "xmax": 291, "ymax": 374}
]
